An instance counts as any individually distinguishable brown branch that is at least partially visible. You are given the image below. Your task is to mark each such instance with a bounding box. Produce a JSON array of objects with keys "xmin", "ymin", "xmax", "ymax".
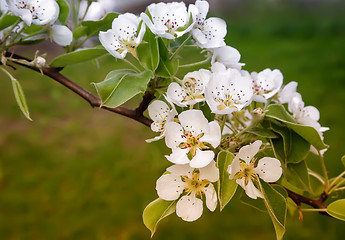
[{"xmin": 4, "ymin": 51, "xmax": 153, "ymax": 127}]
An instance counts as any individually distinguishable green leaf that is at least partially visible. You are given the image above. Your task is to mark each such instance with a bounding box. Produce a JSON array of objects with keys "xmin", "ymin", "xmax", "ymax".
[
  {"xmin": 56, "ymin": 0, "xmax": 70, "ymax": 24},
  {"xmin": 137, "ymin": 27, "xmax": 160, "ymax": 71},
  {"xmin": 327, "ymin": 199, "xmax": 345, "ymax": 221},
  {"xmin": 240, "ymin": 191, "xmax": 267, "ymax": 212},
  {"xmin": 81, "ymin": 12, "xmax": 119, "ymax": 37},
  {"xmin": 282, "ymin": 161, "xmax": 311, "ymax": 193},
  {"xmin": 73, "ymin": 26, "xmax": 87, "ymax": 39},
  {"xmin": 247, "ymin": 127, "xmax": 280, "ymax": 139},
  {"xmin": 0, "ymin": 68, "xmax": 32, "ymax": 121},
  {"xmin": 259, "ymin": 181, "xmax": 287, "ymax": 240},
  {"xmin": 269, "ymin": 122, "xmax": 310, "ymax": 164},
  {"xmin": 266, "ymin": 104, "xmax": 328, "ymax": 150},
  {"xmin": 24, "ymin": 24, "xmax": 44, "ymax": 34},
  {"xmin": 0, "ymin": 14, "xmax": 20, "ymax": 31},
  {"xmin": 155, "ymin": 38, "xmax": 179, "ymax": 77},
  {"xmin": 50, "ymin": 46, "xmax": 108, "ymax": 67},
  {"xmin": 216, "ymin": 151, "xmax": 237, "ymax": 211},
  {"xmin": 94, "ymin": 69, "xmax": 154, "ymax": 108},
  {"xmin": 19, "ymin": 38, "xmax": 45, "ymax": 45},
  {"xmin": 143, "ymin": 198, "xmax": 176, "ymax": 237}
]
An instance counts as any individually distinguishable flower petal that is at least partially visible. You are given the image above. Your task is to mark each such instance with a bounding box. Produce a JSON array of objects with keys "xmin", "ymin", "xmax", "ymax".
[
  {"xmin": 166, "ymin": 82, "xmax": 187, "ymax": 107},
  {"xmin": 200, "ymin": 121, "xmax": 221, "ymax": 148},
  {"xmin": 237, "ymin": 178, "xmax": 263, "ymax": 199},
  {"xmin": 165, "ymin": 148, "xmax": 190, "ymax": 165},
  {"xmin": 178, "ymin": 109, "xmax": 209, "ymax": 136},
  {"xmin": 176, "ymin": 194, "xmax": 203, "ymax": 222},
  {"xmin": 199, "ymin": 160, "xmax": 219, "ymax": 182},
  {"xmin": 148, "ymin": 100, "xmax": 170, "ymax": 121},
  {"xmin": 237, "ymin": 140, "xmax": 262, "ymax": 164},
  {"xmin": 189, "ymin": 149, "xmax": 214, "ymax": 168},
  {"xmin": 167, "ymin": 163, "xmax": 194, "ymax": 177},
  {"xmin": 156, "ymin": 173, "xmax": 186, "ymax": 201},
  {"xmin": 204, "ymin": 183, "xmax": 217, "ymax": 211},
  {"xmin": 51, "ymin": 25, "xmax": 73, "ymax": 47},
  {"xmin": 165, "ymin": 122, "xmax": 184, "ymax": 148},
  {"xmin": 255, "ymin": 157, "xmax": 282, "ymax": 183}
]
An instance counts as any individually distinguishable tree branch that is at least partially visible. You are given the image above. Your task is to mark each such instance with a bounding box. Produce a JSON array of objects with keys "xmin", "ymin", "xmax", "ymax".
[{"xmin": 4, "ymin": 51, "xmax": 153, "ymax": 127}]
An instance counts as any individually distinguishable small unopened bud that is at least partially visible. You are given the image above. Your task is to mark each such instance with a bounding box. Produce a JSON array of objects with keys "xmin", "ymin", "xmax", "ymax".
[
  {"xmin": 251, "ymin": 108, "xmax": 265, "ymax": 123},
  {"xmin": 36, "ymin": 56, "xmax": 46, "ymax": 67}
]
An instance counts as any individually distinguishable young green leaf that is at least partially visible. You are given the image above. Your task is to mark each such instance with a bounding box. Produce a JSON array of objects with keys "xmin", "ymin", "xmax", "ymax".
[
  {"xmin": 259, "ymin": 181, "xmax": 287, "ymax": 240},
  {"xmin": 93, "ymin": 69, "xmax": 154, "ymax": 108},
  {"xmin": 341, "ymin": 155, "xmax": 345, "ymax": 168},
  {"xmin": 266, "ymin": 104, "xmax": 328, "ymax": 150},
  {"xmin": 240, "ymin": 191, "xmax": 267, "ymax": 212},
  {"xmin": 56, "ymin": 0, "xmax": 70, "ymax": 24},
  {"xmin": 50, "ymin": 46, "xmax": 108, "ymax": 67},
  {"xmin": 155, "ymin": 38, "xmax": 179, "ymax": 77},
  {"xmin": 246, "ymin": 127, "xmax": 280, "ymax": 139},
  {"xmin": 143, "ymin": 198, "xmax": 177, "ymax": 237},
  {"xmin": 0, "ymin": 14, "xmax": 20, "ymax": 31},
  {"xmin": 1, "ymin": 67, "xmax": 32, "ymax": 121},
  {"xmin": 81, "ymin": 12, "xmax": 119, "ymax": 37},
  {"xmin": 282, "ymin": 161, "xmax": 311, "ymax": 193},
  {"xmin": 327, "ymin": 199, "xmax": 345, "ymax": 221},
  {"xmin": 216, "ymin": 151, "xmax": 237, "ymax": 211},
  {"xmin": 137, "ymin": 27, "xmax": 160, "ymax": 71}
]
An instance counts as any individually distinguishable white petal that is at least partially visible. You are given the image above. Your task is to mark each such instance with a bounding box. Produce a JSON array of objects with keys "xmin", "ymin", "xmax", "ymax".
[
  {"xmin": 228, "ymin": 156, "xmax": 240, "ymax": 179},
  {"xmin": 195, "ymin": 17, "xmax": 227, "ymax": 49},
  {"xmin": 301, "ymin": 106, "xmax": 320, "ymax": 121},
  {"xmin": 288, "ymin": 95, "xmax": 304, "ymax": 116},
  {"xmin": 112, "ymin": 13, "xmax": 140, "ymax": 39},
  {"xmin": 255, "ymin": 157, "xmax": 282, "ymax": 183},
  {"xmin": 165, "ymin": 122, "xmax": 184, "ymax": 148},
  {"xmin": 190, "ymin": 149, "xmax": 214, "ymax": 168},
  {"xmin": 167, "ymin": 164, "xmax": 194, "ymax": 177},
  {"xmin": 204, "ymin": 183, "xmax": 217, "ymax": 211},
  {"xmin": 200, "ymin": 121, "xmax": 221, "ymax": 148},
  {"xmin": 33, "ymin": 0, "xmax": 59, "ymax": 25},
  {"xmin": 237, "ymin": 178, "xmax": 263, "ymax": 199},
  {"xmin": 176, "ymin": 195, "xmax": 203, "ymax": 222},
  {"xmin": 178, "ymin": 110, "xmax": 209, "ymax": 136},
  {"xmin": 148, "ymin": 100, "xmax": 170, "ymax": 121},
  {"xmin": 189, "ymin": 0, "xmax": 209, "ymax": 24},
  {"xmin": 278, "ymin": 81, "xmax": 299, "ymax": 104},
  {"xmin": 166, "ymin": 82, "xmax": 187, "ymax": 107},
  {"xmin": 145, "ymin": 134, "xmax": 164, "ymax": 143},
  {"xmin": 199, "ymin": 160, "xmax": 219, "ymax": 182},
  {"xmin": 211, "ymin": 45, "xmax": 244, "ymax": 70},
  {"xmin": 165, "ymin": 148, "xmax": 190, "ymax": 165},
  {"xmin": 156, "ymin": 174, "xmax": 186, "ymax": 201},
  {"xmin": 99, "ymin": 29, "xmax": 124, "ymax": 59},
  {"xmin": 51, "ymin": 25, "xmax": 73, "ymax": 46},
  {"xmin": 237, "ymin": 140, "xmax": 262, "ymax": 164}
]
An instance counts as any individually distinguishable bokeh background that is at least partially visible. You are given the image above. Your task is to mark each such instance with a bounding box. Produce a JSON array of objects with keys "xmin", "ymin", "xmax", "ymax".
[{"xmin": 1, "ymin": 0, "xmax": 345, "ymax": 239}]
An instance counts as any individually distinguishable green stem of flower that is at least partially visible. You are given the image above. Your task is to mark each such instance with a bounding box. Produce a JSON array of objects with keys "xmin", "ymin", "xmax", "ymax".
[
  {"xmin": 300, "ymin": 208, "xmax": 328, "ymax": 212},
  {"xmin": 170, "ymin": 35, "xmax": 192, "ymax": 61},
  {"xmin": 179, "ymin": 56, "xmax": 211, "ymax": 69},
  {"xmin": 1, "ymin": 19, "xmax": 21, "ymax": 50},
  {"xmin": 328, "ymin": 178, "xmax": 345, "ymax": 195},
  {"xmin": 217, "ymin": 114, "xmax": 227, "ymax": 133},
  {"xmin": 318, "ymin": 150, "xmax": 329, "ymax": 191}
]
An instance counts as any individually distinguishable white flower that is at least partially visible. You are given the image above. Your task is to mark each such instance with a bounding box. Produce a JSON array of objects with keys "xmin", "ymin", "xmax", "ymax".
[
  {"xmin": 228, "ymin": 140, "xmax": 282, "ymax": 199},
  {"xmin": 1, "ymin": 1, "xmax": 8, "ymax": 12},
  {"xmin": 99, "ymin": 13, "xmax": 145, "ymax": 59},
  {"xmin": 167, "ymin": 69, "xmax": 211, "ymax": 107},
  {"xmin": 189, "ymin": 0, "xmax": 226, "ymax": 48},
  {"xmin": 164, "ymin": 110, "xmax": 221, "ymax": 168},
  {"xmin": 278, "ymin": 81, "xmax": 301, "ymax": 104},
  {"xmin": 251, "ymin": 69, "xmax": 283, "ymax": 102},
  {"xmin": 156, "ymin": 161, "xmax": 219, "ymax": 222},
  {"xmin": 6, "ymin": 0, "xmax": 59, "ymax": 26},
  {"xmin": 205, "ymin": 65, "xmax": 253, "ymax": 114},
  {"xmin": 146, "ymin": 100, "xmax": 177, "ymax": 143},
  {"xmin": 51, "ymin": 25, "xmax": 73, "ymax": 46},
  {"xmin": 288, "ymin": 95, "xmax": 329, "ymax": 133},
  {"xmin": 140, "ymin": 2, "xmax": 194, "ymax": 40},
  {"xmin": 211, "ymin": 45, "xmax": 244, "ymax": 70},
  {"xmin": 79, "ymin": 0, "xmax": 117, "ymax": 21}
]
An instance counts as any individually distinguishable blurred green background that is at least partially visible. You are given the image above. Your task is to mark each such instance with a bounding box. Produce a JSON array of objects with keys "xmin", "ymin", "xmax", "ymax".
[{"xmin": 1, "ymin": 0, "xmax": 345, "ymax": 239}]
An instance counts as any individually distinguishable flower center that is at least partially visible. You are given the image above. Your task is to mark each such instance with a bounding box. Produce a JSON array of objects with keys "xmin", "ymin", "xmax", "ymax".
[
  {"xmin": 178, "ymin": 131, "xmax": 207, "ymax": 157},
  {"xmin": 183, "ymin": 172, "xmax": 210, "ymax": 196},
  {"xmin": 119, "ymin": 38, "xmax": 138, "ymax": 58},
  {"xmin": 234, "ymin": 160, "xmax": 256, "ymax": 185},
  {"xmin": 181, "ymin": 77, "xmax": 204, "ymax": 102}
]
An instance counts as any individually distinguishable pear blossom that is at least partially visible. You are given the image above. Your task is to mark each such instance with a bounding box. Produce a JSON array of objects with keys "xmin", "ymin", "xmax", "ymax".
[
  {"xmin": 99, "ymin": 13, "xmax": 145, "ymax": 59},
  {"xmin": 211, "ymin": 45, "xmax": 245, "ymax": 70},
  {"xmin": 167, "ymin": 69, "xmax": 211, "ymax": 107},
  {"xmin": 140, "ymin": 2, "xmax": 194, "ymax": 40},
  {"xmin": 228, "ymin": 140, "xmax": 282, "ymax": 199},
  {"xmin": 79, "ymin": 0, "xmax": 117, "ymax": 21},
  {"xmin": 205, "ymin": 63, "xmax": 253, "ymax": 114},
  {"xmin": 156, "ymin": 161, "xmax": 219, "ymax": 221},
  {"xmin": 278, "ymin": 81, "xmax": 301, "ymax": 104},
  {"xmin": 251, "ymin": 69, "xmax": 283, "ymax": 102},
  {"xmin": 288, "ymin": 95, "xmax": 329, "ymax": 133},
  {"xmin": 164, "ymin": 110, "xmax": 221, "ymax": 168},
  {"xmin": 51, "ymin": 25, "xmax": 73, "ymax": 46},
  {"xmin": 1, "ymin": 1, "xmax": 8, "ymax": 12},
  {"xmin": 6, "ymin": 0, "xmax": 59, "ymax": 26},
  {"xmin": 189, "ymin": 0, "xmax": 227, "ymax": 48},
  {"xmin": 146, "ymin": 100, "xmax": 177, "ymax": 143}
]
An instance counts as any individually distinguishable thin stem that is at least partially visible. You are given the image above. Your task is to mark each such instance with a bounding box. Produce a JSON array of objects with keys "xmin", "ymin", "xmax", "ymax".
[
  {"xmin": 300, "ymin": 208, "xmax": 328, "ymax": 212},
  {"xmin": 328, "ymin": 178, "xmax": 345, "ymax": 195},
  {"xmin": 329, "ymin": 170, "xmax": 345, "ymax": 189},
  {"xmin": 1, "ymin": 19, "xmax": 21, "ymax": 49},
  {"xmin": 318, "ymin": 150, "xmax": 329, "ymax": 190},
  {"xmin": 179, "ymin": 56, "xmax": 211, "ymax": 69},
  {"xmin": 333, "ymin": 186, "xmax": 345, "ymax": 192},
  {"xmin": 170, "ymin": 35, "xmax": 192, "ymax": 60}
]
